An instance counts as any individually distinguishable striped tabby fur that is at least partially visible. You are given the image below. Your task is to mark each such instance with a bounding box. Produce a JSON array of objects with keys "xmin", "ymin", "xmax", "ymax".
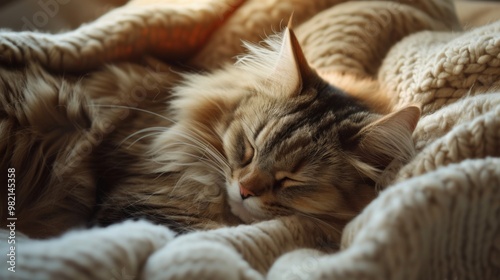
[
  {"xmin": 97, "ymin": 26, "xmax": 420, "ymax": 231},
  {"xmin": 0, "ymin": 26, "xmax": 419, "ymax": 238}
]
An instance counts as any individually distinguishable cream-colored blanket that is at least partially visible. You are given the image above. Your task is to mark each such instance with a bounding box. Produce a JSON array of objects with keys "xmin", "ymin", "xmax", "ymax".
[{"xmin": 1, "ymin": 0, "xmax": 499, "ymax": 279}]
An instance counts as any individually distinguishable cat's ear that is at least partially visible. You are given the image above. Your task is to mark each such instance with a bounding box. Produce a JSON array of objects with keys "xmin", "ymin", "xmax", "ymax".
[
  {"xmin": 269, "ymin": 18, "xmax": 318, "ymax": 96},
  {"xmin": 350, "ymin": 105, "xmax": 421, "ymax": 177}
]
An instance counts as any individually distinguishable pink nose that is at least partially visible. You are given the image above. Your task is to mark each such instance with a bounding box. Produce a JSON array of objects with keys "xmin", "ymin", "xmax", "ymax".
[{"xmin": 239, "ymin": 184, "xmax": 255, "ymax": 200}]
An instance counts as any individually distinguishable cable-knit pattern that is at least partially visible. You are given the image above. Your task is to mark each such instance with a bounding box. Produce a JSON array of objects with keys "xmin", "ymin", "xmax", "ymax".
[
  {"xmin": 380, "ymin": 23, "xmax": 500, "ymax": 114},
  {"xmin": 0, "ymin": 221, "xmax": 175, "ymax": 280},
  {"xmin": 0, "ymin": 0, "xmax": 244, "ymax": 71},
  {"xmin": 396, "ymin": 105, "xmax": 500, "ymax": 182},
  {"xmin": 296, "ymin": 1, "xmax": 451, "ymax": 77},
  {"xmin": 1, "ymin": 0, "xmax": 500, "ymax": 279},
  {"xmin": 340, "ymin": 159, "xmax": 500, "ymax": 280}
]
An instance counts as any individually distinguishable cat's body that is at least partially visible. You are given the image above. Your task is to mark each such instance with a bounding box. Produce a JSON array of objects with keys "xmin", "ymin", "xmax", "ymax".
[
  {"xmin": 94, "ymin": 26, "xmax": 420, "ymax": 234},
  {"xmin": 0, "ymin": 25, "xmax": 419, "ymax": 239}
]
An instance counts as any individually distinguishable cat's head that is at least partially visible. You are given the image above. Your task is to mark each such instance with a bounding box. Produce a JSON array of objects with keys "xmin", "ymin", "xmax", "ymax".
[
  {"xmin": 221, "ymin": 27, "xmax": 420, "ymax": 223},
  {"xmin": 166, "ymin": 25, "xmax": 420, "ymax": 224}
]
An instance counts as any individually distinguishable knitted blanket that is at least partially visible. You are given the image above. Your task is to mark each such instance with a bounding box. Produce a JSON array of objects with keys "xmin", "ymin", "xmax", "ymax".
[{"xmin": 1, "ymin": 0, "xmax": 500, "ymax": 279}]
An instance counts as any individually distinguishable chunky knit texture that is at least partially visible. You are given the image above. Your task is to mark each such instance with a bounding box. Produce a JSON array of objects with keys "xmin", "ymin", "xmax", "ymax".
[{"xmin": 1, "ymin": 0, "xmax": 499, "ymax": 279}]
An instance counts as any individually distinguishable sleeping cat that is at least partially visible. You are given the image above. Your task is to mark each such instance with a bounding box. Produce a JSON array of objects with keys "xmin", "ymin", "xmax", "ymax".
[
  {"xmin": 0, "ymin": 24, "xmax": 419, "ymax": 238},
  {"xmin": 94, "ymin": 25, "xmax": 420, "ymax": 233}
]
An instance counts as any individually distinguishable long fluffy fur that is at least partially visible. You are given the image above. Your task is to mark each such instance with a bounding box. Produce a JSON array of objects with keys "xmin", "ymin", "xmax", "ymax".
[
  {"xmin": 0, "ymin": 60, "xmax": 179, "ymax": 237},
  {"xmin": 1, "ymin": 28, "xmax": 418, "ymax": 239}
]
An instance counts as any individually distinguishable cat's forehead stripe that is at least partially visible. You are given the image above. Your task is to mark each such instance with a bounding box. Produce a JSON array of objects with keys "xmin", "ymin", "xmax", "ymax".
[
  {"xmin": 255, "ymin": 119, "xmax": 278, "ymax": 147},
  {"xmin": 274, "ymin": 131, "xmax": 311, "ymax": 158},
  {"xmin": 263, "ymin": 99, "xmax": 330, "ymax": 152},
  {"xmin": 262, "ymin": 86, "xmax": 368, "ymax": 155}
]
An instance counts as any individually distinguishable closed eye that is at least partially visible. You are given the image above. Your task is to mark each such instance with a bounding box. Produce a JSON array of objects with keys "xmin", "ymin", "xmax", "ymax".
[
  {"xmin": 275, "ymin": 171, "xmax": 305, "ymax": 188},
  {"xmin": 241, "ymin": 138, "xmax": 254, "ymax": 166},
  {"xmin": 280, "ymin": 178, "xmax": 302, "ymax": 188}
]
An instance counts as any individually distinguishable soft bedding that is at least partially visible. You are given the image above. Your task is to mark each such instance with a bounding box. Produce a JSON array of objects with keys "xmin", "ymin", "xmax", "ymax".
[{"xmin": 0, "ymin": 0, "xmax": 499, "ymax": 279}]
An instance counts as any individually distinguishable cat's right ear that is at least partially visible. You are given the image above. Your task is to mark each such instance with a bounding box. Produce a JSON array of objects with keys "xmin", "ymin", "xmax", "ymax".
[
  {"xmin": 268, "ymin": 19, "xmax": 319, "ymax": 97},
  {"xmin": 238, "ymin": 16, "xmax": 320, "ymax": 97}
]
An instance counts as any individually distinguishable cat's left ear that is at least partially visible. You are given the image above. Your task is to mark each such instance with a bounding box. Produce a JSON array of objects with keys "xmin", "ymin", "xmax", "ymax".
[
  {"xmin": 350, "ymin": 105, "xmax": 421, "ymax": 177},
  {"xmin": 270, "ymin": 18, "xmax": 319, "ymax": 96}
]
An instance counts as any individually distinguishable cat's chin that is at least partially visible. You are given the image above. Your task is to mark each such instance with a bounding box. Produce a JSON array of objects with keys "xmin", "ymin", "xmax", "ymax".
[
  {"xmin": 227, "ymin": 199, "xmax": 259, "ymax": 223},
  {"xmin": 226, "ymin": 182, "xmax": 267, "ymax": 223}
]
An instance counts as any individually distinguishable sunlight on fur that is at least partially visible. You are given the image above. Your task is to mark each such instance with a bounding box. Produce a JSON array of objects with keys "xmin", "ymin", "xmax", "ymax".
[{"xmin": 1, "ymin": 25, "xmax": 420, "ymax": 239}]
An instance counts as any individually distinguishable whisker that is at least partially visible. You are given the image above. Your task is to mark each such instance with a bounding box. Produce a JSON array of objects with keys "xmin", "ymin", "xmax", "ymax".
[
  {"xmin": 163, "ymin": 138, "xmax": 229, "ymax": 172},
  {"xmin": 109, "ymin": 112, "xmax": 231, "ymax": 172},
  {"xmin": 161, "ymin": 129, "xmax": 230, "ymax": 170},
  {"xmin": 87, "ymin": 104, "xmax": 175, "ymax": 124},
  {"xmin": 182, "ymin": 124, "xmax": 230, "ymax": 167},
  {"xmin": 127, "ymin": 132, "xmax": 165, "ymax": 148},
  {"xmin": 164, "ymin": 151, "xmax": 227, "ymax": 177},
  {"xmin": 120, "ymin": 126, "xmax": 168, "ymax": 146}
]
